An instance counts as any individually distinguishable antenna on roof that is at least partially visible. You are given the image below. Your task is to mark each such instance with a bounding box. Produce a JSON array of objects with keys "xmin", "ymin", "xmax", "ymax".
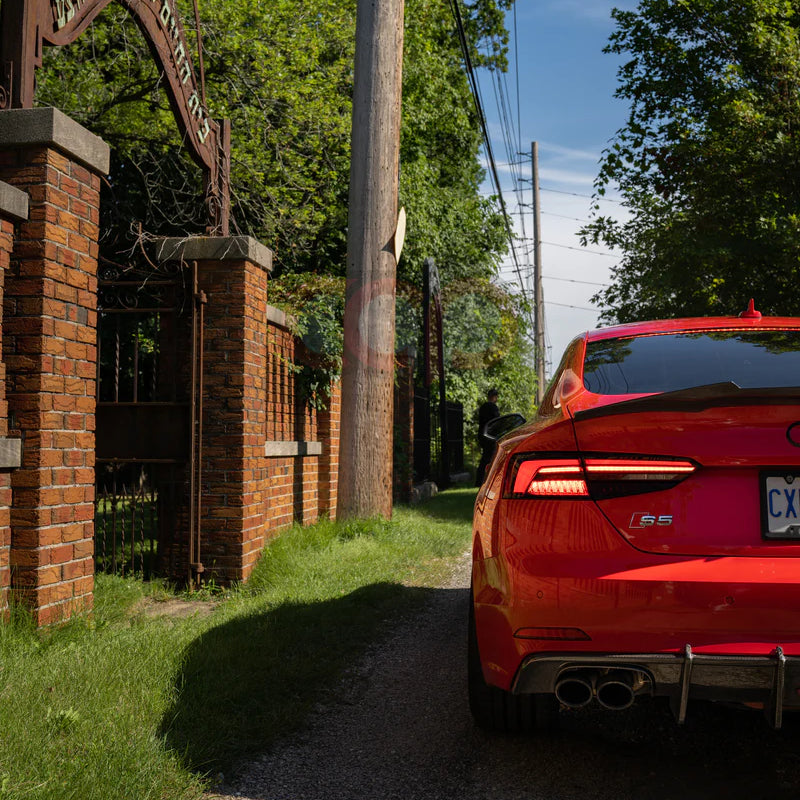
[{"xmin": 739, "ymin": 299, "xmax": 762, "ymax": 320}]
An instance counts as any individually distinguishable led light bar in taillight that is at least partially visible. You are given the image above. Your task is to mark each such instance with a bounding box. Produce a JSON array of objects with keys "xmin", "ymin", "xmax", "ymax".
[
  {"xmin": 510, "ymin": 455, "xmax": 696, "ymax": 499},
  {"xmin": 584, "ymin": 459, "xmax": 696, "ymax": 480},
  {"xmin": 512, "ymin": 459, "xmax": 589, "ymax": 497}
]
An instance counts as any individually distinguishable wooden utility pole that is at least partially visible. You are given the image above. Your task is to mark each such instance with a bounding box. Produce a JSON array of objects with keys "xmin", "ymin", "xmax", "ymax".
[
  {"xmin": 337, "ymin": 0, "xmax": 405, "ymax": 519},
  {"xmin": 532, "ymin": 141, "xmax": 546, "ymax": 405}
]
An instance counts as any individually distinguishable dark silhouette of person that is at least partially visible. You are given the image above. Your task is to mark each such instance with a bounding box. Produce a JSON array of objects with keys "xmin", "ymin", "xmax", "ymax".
[{"xmin": 476, "ymin": 388, "xmax": 500, "ymax": 486}]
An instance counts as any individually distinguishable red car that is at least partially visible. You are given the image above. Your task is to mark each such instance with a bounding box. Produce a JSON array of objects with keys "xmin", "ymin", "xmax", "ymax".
[{"xmin": 469, "ymin": 303, "xmax": 800, "ymax": 731}]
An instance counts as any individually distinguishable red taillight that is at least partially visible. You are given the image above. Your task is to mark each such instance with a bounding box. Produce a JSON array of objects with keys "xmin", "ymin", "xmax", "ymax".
[
  {"xmin": 584, "ymin": 459, "xmax": 696, "ymax": 479},
  {"xmin": 512, "ymin": 459, "xmax": 589, "ymax": 496},
  {"xmin": 510, "ymin": 455, "xmax": 696, "ymax": 499}
]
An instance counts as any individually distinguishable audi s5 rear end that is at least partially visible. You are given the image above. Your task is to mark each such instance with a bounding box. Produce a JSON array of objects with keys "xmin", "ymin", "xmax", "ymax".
[{"xmin": 469, "ymin": 304, "xmax": 800, "ymax": 732}]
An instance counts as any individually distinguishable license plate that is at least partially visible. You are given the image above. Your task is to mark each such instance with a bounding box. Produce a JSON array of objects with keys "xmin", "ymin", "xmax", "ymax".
[{"xmin": 762, "ymin": 472, "xmax": 800, "ymax": 538}]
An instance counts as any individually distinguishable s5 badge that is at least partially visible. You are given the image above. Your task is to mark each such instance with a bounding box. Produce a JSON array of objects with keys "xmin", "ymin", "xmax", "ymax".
[{"xmin": 629, "ymin": 512, "xmax": 673, "ymax": 529}]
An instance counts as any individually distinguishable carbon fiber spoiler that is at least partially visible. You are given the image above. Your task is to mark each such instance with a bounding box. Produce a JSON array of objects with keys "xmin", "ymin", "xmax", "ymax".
[{"xmin": 574, "ymin": 382, "xmax": 800, "ymax": 421}]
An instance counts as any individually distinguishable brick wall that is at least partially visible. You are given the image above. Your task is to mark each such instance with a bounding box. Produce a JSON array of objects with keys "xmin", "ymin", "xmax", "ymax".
[
  {"xmin": 0, "ymin": 110, "xmax": 108, "ymax": 625},
  {"xmin": 155, "ymin": 236, "xmax": 342, "ymax": 585},
  {"xmin": 318, "ymin": 380, "xmax": 341, "ymax": 520},
  {"xmin": 200, "ymin": 273, "xmax": 340, "ymax": 582},
  {"xmin": 196, "ymin": 254, "xmax": 269, "ymax": 582},
  {"xmin": 0, "ymin": 109, "xmax": 357, "ymax": 619},
  {"xmin": 264, "ymin": 314, "xmax": 323, "ymax": 531},
  {"xmin": 0, "ymin": 217, "xmax": 10, "ymax": 613},
  {"xmin": 0, "ymin": 211, "xmax": 18, "ymax": 616}
]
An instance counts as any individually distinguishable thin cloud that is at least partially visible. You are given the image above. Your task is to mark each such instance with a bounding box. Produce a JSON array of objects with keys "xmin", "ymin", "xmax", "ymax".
[
  {"xmin": 482, "ymin": 156, "xmax": 599, "ymax": 189},
  {"xmin": 539, "ymin": 166, "xmax": 597, "ymax": 187},
  {"xmin": 538, "ymin": 141, "xmax": 603, "ymax": 163}
]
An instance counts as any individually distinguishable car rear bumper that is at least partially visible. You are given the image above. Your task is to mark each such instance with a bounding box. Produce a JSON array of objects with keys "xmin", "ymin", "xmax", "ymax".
[
  {"xmin": 513, "ymin": 645, "xmax": 799, "ymax": 728},
  {"xmin": 473, "ymin": 501, "xmax": 800, "ymax": 703},
  {"xmin": 472, "ymin": 546, "xmax": 800, "ymax": 692}
]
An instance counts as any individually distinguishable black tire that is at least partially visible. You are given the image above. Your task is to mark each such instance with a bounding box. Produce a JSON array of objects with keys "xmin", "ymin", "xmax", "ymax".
[{"xmin": 467, "ymin": 595, "xmax": 559, "ymax": 733}]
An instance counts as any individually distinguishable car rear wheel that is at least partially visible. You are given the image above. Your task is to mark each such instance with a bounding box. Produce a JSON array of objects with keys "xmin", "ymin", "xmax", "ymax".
[{"xmin": 468, "ymin": 596, "xmax": 559, "ymax": 733}]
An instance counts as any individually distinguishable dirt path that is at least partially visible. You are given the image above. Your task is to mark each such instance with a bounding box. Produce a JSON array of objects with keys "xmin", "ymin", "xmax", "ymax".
[{"xmin": 211, "ymin": 554, "xmax": 800, "ymax": 800}]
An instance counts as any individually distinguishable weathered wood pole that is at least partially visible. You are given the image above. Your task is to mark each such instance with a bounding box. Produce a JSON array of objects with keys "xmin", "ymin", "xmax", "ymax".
[{"xmin": 337, "ymin": 0, "xmax": 405, "ymax": 519}]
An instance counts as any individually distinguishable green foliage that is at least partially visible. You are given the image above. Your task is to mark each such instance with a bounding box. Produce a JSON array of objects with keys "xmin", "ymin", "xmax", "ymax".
[
  {"xmin": 35, "ymin": 0, "xmax": 511, "ymax": 274},
  {"xmin": 399, "ymin": 0, "xmax": 509, "ymax": 288},
  {"xmin": 583, "ymin": 0, "xmax": 800, "ymax": 322},
  {"xmin": 34, "ymin": 0, "xmax": 532, "ymax": 410},
  {"xmin": 37, "ymin": 0, "xmax": 357, "ymax": 256},
  {"xmin": 440, "ymin": 280, "xmax": 537, "ymax": 421},
  {"xmin": 397, "ymin": 1, "xmax": 535, "ymax": 424},
  {"xmin": 268, "ymin": 273, "xmax": 345, "ymax": 408}
]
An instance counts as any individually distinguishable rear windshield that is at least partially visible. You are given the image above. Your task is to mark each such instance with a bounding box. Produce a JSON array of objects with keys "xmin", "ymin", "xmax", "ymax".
[{"xmin": 582, "ymin": 330, "xmax": 800, "ymax": 394}]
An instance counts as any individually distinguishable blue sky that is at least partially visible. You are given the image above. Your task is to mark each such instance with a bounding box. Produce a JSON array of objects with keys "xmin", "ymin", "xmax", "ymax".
[{"xmin": 476, "ymin": 0, "xmax": 637, "ymax": 374}]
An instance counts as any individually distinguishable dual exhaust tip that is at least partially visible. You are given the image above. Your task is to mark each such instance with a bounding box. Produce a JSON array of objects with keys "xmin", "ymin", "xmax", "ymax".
[{"xmin": 555, "ymin": 669, "xmax": 647, "ymax": 711}]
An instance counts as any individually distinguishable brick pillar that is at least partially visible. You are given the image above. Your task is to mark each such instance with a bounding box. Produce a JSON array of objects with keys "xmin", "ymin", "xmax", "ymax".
[
  {"xmin": 0, "ymin": 182, "xmax": 27, "ymax": 616},
  {"xmin": 318, "ymin": 380, "xmax": 341, "ymax": 519},
  {"xmin": 156, "ymin": 236, "xmax": 273, "ymax": 584},
  {"xmin": 0, "ymin": 108, "xmax": 109, "ymax": 625}
]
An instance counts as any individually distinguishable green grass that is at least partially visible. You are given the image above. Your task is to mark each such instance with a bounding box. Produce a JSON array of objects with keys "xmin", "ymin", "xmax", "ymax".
[{"xmin": 0, "ymin": 488, "xmax": 475, "ymax": 799}]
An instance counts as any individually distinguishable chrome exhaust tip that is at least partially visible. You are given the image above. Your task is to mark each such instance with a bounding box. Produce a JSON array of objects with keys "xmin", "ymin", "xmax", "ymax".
[
  {"xmin": 596, "ymin": 671, "xmax": 636, "ymax": 711},
  {"xmin": 554, "ymin": 673, "xmax": 594, "ymax": 709}
]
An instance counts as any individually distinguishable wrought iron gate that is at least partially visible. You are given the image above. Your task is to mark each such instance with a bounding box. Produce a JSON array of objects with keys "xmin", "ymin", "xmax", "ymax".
[
  {"xmin": 94, "ymin": 256, "xmax": 203, "ymax": 580},
  {"xmin": 413, "ymin": 386, "xmax": 464, "ymax": 486},
  {"xmin": 413, "ymin": 385, "xmax": 431, "ymax": 483}
]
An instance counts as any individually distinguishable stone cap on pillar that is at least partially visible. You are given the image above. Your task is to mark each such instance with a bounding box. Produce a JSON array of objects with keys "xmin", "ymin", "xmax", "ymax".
[
  {"xmin": 0, "ymin": 180, "xmax": 28, "ymax": 222},
  {"xmin": 266, "ymin": 305, "xmax": 297, "ymax": 330},
  {"xmin": 0, "ymin": 107, "xmax": 110, "ymax": 174},
  {"xmin": 154, "ymin": 235, "xmax": 273, "ymax": 273}
]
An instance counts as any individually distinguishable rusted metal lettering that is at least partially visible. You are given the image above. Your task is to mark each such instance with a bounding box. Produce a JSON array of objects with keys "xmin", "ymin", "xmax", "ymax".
[
  {"xmin": 0, "ymin": 0, "xmax": 230, "ymax": 234},
  {"xmin": 52, "ymin": 0, "xmax": 88, "ymax": 31},
  {"xmin": 197, "ymin": 118, "xmax": 209, "ymax": 143}
]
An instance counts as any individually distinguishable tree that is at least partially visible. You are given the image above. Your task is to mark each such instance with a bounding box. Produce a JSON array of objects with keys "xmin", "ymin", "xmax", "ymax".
[
  {"xmin": 35, "ymin": 0, "xmax": 357, "ymax": 266},
  {"xmin": 583, "ymin": 0, "xmax": 800, "ymax": 323},
  {"xmin": 399, "ymin": 0, "xmax": 510, "ymax": 288},
  {"xmin": 34, "ymin": 0, "xmax": 511, "ymax": 277},
  {"xmin": 440, "ymin": 280, "xmax": 535, "ymax": 416},
  {"xmin": 34, "ymin": 0, "xmax": 532, "ymax": 420}
]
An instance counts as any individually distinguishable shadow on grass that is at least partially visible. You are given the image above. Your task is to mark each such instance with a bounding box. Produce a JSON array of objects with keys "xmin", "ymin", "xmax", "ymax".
[{"xmin": 161, "ymin": 582, "xmax": 437, "ymax": 777}]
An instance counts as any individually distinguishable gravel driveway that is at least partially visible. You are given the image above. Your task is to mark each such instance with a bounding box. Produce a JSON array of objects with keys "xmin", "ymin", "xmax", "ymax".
[{"xmin": 212, "ymin": 555, "xmax": 800, "ymax": 800}]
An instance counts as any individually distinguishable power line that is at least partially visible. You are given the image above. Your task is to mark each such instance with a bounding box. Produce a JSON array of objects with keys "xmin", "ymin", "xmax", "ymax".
[
  {"xmin": 541, "ymin": 187, "xmax": 623, "ymax": 204},
  {"xmin": 513, "ymin": 3, "xmax": 521, "ymax": 157},
  {"xmin": 543, "ymin": 211, "xmax": 591, "ymax": 223},
  {"xmin": 543, "ymin": 275, "xmax": 610, "ymax": 287},
  {"xmin": 463, "ymin": 12, "xmax": 625, "ymax": 373},
  {"xmin": 508, "ymin": 261, "xmax": 613, "ymax": 282},
  {"xmin": 547, "ymin": 300, "xmax": 597, "ymax": 311},
  {"xmin": 541, "ymin": 241, "xmax": 618, "ymax": 258},
  {"xmin": 481, "ymin": 26, "xmax": 535, "ymax": 309},
  {"xmin": 449, "ymin": 0, "xmax": 530, "ymax": 313}
]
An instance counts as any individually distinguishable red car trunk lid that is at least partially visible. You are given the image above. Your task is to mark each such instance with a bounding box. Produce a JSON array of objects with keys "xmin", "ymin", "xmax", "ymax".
[{"xmin": 571, "ymin": 400, "xmax": 800, "ymax": 557}]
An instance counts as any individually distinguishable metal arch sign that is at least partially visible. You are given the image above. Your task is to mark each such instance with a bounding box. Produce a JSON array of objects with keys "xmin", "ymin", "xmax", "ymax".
[{"xmin": 0, "ymin": 0, "xmax": 230, "ymax": 235}]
